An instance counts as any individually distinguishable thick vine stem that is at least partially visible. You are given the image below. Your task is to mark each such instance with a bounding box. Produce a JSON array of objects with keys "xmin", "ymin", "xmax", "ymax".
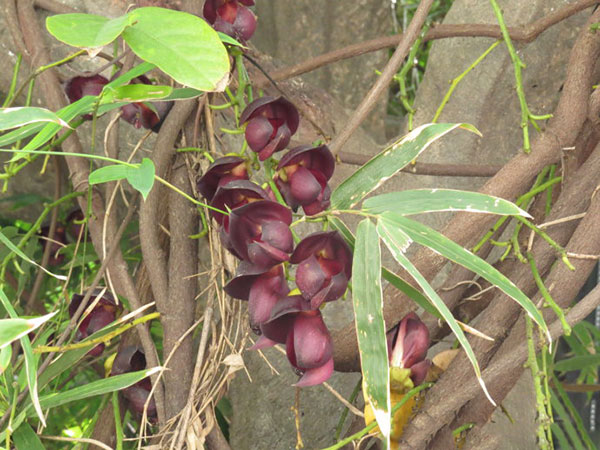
[{"xmin": 331, "ymin": 4, "xmax": 600, "ymax": 373}]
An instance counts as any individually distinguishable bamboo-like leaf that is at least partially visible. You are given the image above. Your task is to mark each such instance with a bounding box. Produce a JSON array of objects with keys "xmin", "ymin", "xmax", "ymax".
[
  {"xmin": 328, "ymin": 216, "xmax": 440, "ymax": 318},
  {"xmin": 375, "ymin": 218, "xmax": 495, "ymax": 405},
  {"xmin": 554, "ymin": 355, "xmax": 600, "ymax": 372},
  {"xmin": 11, "ymin": 423, "xmax": 44, "ymax": 450},
  {"xmin": 550, "ymin": 394, "xmax": 586, "ymax": 450},
  {"xmin": 0, "ymin": 313, "xmax": 56, "ymax": 350},
  {"xmin": 331, "ymin": 123, "xmax": 479, "ymax": 210},
  {"xmin": 101, "ymin": 84, "xmax": 173, "ymax": 104},
  {"xmin": 0, "ymin": 346, "xmax": 11, "ymax": 375},
  {"xmin": 353, "ymin": 219, "xmax": 390, "ymax": 445},
  {"xmin": 381, "ymin": 213, "xmax": 550, "ymax": 342},
  {"xmin": 0, "ymin": 107, "xmax": 70, "ymax": 131},
  {"xmin": 363, "ymin": 189, "xmax": 530, "ymax": 217}
]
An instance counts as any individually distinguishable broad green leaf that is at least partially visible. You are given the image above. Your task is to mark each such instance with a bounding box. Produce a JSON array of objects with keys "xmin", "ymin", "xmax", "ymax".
[
  {"xmin": 89, "ymin": 165, "xmax": 129, "ymax": 184},
  {"xmin": 0, "ymin": 228, "xmax": 66, "ymax": 280},
  {"xmin": 331, "ymin": 123, "xmax": 479, "ymax": 210},
  {"xmin": 0, "ymin": 345, "xmax": 11, "ymax": 375},
  {"xmin": 46, "ymin": 13, "xmax": 131, "ymax": 49},
  {"xmin": 32, "ymin": 367, "xmax": 161, "ymax": 412},
  {"xmin": 101, "ymin": 84, "xmax": 173, "ymax": 104},
  {"xmin": 381, "ymin": 214, "xmax": 550, "ymax": 342},
  {"xmin": 0, "ymin": 107, "xmax": 70, "ymax": 131},
  {"xmin": 0, "ymin": 288, "xmax": 46, "ymax": 426},
  {"xmin": 11, "ymin": 423, "xmax": 44, "ymax": 450},
  {"xmin": 363, "ymin": 189, "xmax": 530, "ymax": 217},
  {"xmin": 353, "ymin": 219, "xmax": 390, "ymax": 445},
  {"xmin": 554, "ymin": 355, "xmax": 600, "ymax": 372},
  {"xmin": 375, "ymin": 218, "xmax": 495, "ymax": 405},
  {"xmin": 123, "ymin": 7, "xmax": 230, "ymax": 91},
  {"xmin": 328, "ymin": 216, "xmax": 440, "ymax": 318},
  {"xmin": 126, "ymin": 158, "xmax": 155, "ymax": 200},
  {"xmin": 0, "ymin": 313, "xmax": 56, "ymax": 349}
]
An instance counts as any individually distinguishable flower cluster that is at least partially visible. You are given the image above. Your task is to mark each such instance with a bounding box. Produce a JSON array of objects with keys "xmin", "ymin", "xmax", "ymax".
[
  {"xmin": 203, "ymin": 0, "xmax": 257, "ymax": 42},
  {"xmin": 197, "ymin": 96, "xmax": 348, "ymax": 386},
  {"xmin": 111, "ymin": 346, "xmax": 157, "ymax": 423}
]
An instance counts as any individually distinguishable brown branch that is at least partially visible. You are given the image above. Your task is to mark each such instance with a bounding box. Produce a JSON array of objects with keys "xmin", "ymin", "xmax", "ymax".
[
  {"xmin": 339, "ymin": 151, "xmax": 501, "ymax": 176},
  {"xmin": 328, "ymin": 0, "xmax": 435, "ymax": 156},
  {"xmin": 33, "ymin": 0, "xmax": 78, "ymax": 14},
  {"xmin": 259, "ymin": 0, "xmax": 598, "ymax": 86},
  {"xmin": 1, "ymin": 0, "xmax": 29, "ymax": 59},
  {"xmin": 332, "ymin": 3, "xmax": 600, "ymax": 373}
]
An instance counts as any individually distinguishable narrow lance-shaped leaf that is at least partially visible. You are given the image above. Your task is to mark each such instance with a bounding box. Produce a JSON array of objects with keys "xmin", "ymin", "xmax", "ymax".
[
  {"xmin": 375, "ymin": 219, "xmax": 496, "ymax": 405},
  {"xmin": 331, "ymin": 123, "xmax": 480, "ymax": 210},
  {"xmin": 353, "ymin": 219, "xmax": 391, "ymax": 445},
  {"xmin": 123, "ymin": 7, "xmax": 230, "ymax": 91},
  {"xmin": 100, "ymin": 84, "xmax": 173, "ymax": 104},
  {"xmin": 328, "ymin": 216, "xmax": 440, "ymax": 319},
  {"xmin": 381, "ymin": 213, "xmax": 550, "ymax": 342},
  {"xmin": 0, "ymin": 313, "xmax": 57, "ymax": 349},
  {"xmin": 363, "ymin": 189, "xmax": 531, "ymax": 217},
  {"xmin": 0, "ymin": 107, "xmax": 70, "ymax": 131},
  {"xmin": 11, "ymin": 423, "xmax": 44, "ymax": 450}
]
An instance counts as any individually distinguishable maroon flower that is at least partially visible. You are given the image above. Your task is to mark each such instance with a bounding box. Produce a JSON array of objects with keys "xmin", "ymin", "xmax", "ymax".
[
  {"xmin": 290, "ymin": 231, "xmax": 353, "ymax": 308},
  {"xmin": 203, "ymin": 0, "xmax": 257, "ymax": 42},
  {"xmin": 111, "ymin": 346, "xmax": 157, "ymax": 422},
  {"xmin": 259, "ymin": 295, "xmax": 334, "ymax": 386},
  {"xmin": 225, "ymin": 262, "xmax": 289, "ymax": 331},
  {"xmin": 387, "ymin": 313, "xmax": 431, "ymax": 386},
  {"xmin": 240, "ymin": 96, "xmax": 300, "ymax": 161},
  {"xmin": 228, "ymin": 200, "xmax": 293, "ymax": 268},
  {"xmin": 276, "ymin": 145, "xmax": 334, "ymax": 215},
  {"xmin": 120, "ymin": 76, "xmax": 173, "ymax": 132},
  {"xmin": 210, "ymin": 180, "xmax": 268, "ymax": 226},
  {"xmin": 197, "ymin": 156, "xmax": 249, "ymax": 201},
  {"xmin": 65, "ymin": 74, "xmax": 108, "ymax": 104},
  {"xmin": 68, "ymin": 290, "xmax": 121, "ymax": 357}
]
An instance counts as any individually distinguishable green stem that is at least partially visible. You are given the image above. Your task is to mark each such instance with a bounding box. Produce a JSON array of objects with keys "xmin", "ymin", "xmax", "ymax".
[
  {"xmin": 433, "ymin": 41, "xmax": 500, "ymax": 123},
  {"xmin": 321, "ymin": 382, "xmax": 433, "ymax": 450},
  {"xmin": 2, "ymin": 54, "xmax": 22, "ymax": 107},
  {"xmin": 334, "ymin": 377, "xmax": 362, "ymax": 442},
  {"xmin": 516, "ymin": 216, "xmax": 574, "ymax": 270}
]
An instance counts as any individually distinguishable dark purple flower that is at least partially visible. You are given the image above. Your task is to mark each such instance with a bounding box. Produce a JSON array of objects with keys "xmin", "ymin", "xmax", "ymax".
[
  {"xmin": 387, "ymin": 313, "xmax": 431, "ymax": 386},
  {"xmin": 276, "ymin": 145, "xmax": 334, "ymax": 215},
  {"xmin": 69, "ymin": 290, "xmax": 121, "ymax": 357},
  {"xmin": 203, "ymin": 0, "xmax": 257, "ymax": 42},
  {"xmin": 120, "ymin": 76, "xmax": 173, "ymax": 132},
  {"xmin": 111, "ymin": 346, "xmax": 157, "ymax": 422},
  {"xmin": 65, "ymin": 74, "xmax": 108, "ymax": 103},
  {"xmin": 259, "ymin": 295, "xmax": 334, "ymax": 386},
  {"xmin": 240, "ymin": 96, "xmax": 300, "ymax": 161},
  {"xmin": 210, "ymin": 180, "xmax": 268, "ymax": 226},
  {"xmin": 228, "ymin": 200, "xmax": 293, "ymax": 268},
  {"xmin": 197, "ymin": 156, "xmax": 249, "ymax": 201},
  {"xmin": 225, "ymin": 262, "xmax": 289, "ymax": 331},
  {"xmin": 290, "ymin": 231, "xmax": 353, "ymax": 308}
]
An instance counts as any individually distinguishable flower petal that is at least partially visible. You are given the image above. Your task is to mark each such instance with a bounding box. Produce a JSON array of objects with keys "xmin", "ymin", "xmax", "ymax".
[
  {"xmin": 295, "ymin": 255, "xmax": 326, "ymax": 301},
  {"xmin": 295, "ymin": 357, "xmax": 334, "ymax": 387}
]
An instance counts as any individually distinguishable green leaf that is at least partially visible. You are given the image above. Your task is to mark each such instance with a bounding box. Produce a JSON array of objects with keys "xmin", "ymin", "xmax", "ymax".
[
  {"xmin": 0, "ymin": 345, "xmax": 11, "ymax": 375},
  {"xmin": 12, "ymin": 423, "xmax": 44, "ymax": 450},
  {"xmin": 104, "ymin": 62, "xmax": 156, "ymax": 90},
  {"xmin": 0, "ymin": 107, "xmax": 70, "ymax": 131},
  {"xmin": 0, "ymin": 313, "xmax": 56, "ymax": 350},
  {"xmin": 217, "ymin": 31, "xmax": 247, "ymax": 48},
  {"xmin": 550, "ymin": 394, "xmax": 586, "ymax": 450},
  {"xmin": 89, "ymin": 158, "xmax": 155, "ymax": 200},
  {"xmin": 331, "ymin": 123, "xmax": 479, "ymax": 210},
  {"xmin": 353, "ymin": 219, "xmax": 390, "ymax": 445},
  {"xmin": 363, "ymin": 189, "xmax": 530, "ymax": 217},
  {"xmin": 554, "ymin": 355, "xmax": 600, "ymax": 372},
  {"xmin": 375, "ymin": 218, "xmax": 495, "ymax": 405},
  {"xmin": 89, "ymin": 165, "xmax": 129, "ymax": 184},
  {"xmin": 101, "ymin": 84, "xmax": 173, "ymax": 104},
  {"xmin": 46, "ymin": 13, "xmax": 131, "ymax": 49},
  {"xmin": 380, "ymin": 214, "xmax": 550, "ymax": 342},
  {"xmin": 162, "ymin": 87, "xmax": 204, "ymax": 101},
  {"xmin": 127, "ymin": 158, "xmax": 155, "ymax": 200},
  {"xmin": 31, "ymin": 367, "xmax": 161, "ymax": 413},
  {"xmin": 123, "ymin": 7, "xmax": 230, "ymax": 91},
  {"xmin": 328, "ymin": 216, "xmax": 440, "ymax": 318}
]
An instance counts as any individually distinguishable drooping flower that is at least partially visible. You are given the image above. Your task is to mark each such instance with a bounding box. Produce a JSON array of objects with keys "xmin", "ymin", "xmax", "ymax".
[
  {"xmin": 210, "ymin": 180, "xmax": 268, "ymax": 226},
  {"xmin": 259, "ymin": 295, "xmax": 334, "ymax": 386},
  {"xmin": 197, "ymin": 156, "xmax": 248, "ymax": 201},
  {"xmin": 203, "ymin": 0, "xmax": 257, "ymax": 42},
  {"xmin": 68, "ymin": 290, "xmax": 121, "ymax": 357},
  {"xmin": 225, "ymin": 262, "xmax": 289, "ymax": 332},
  {"xmin": 65, "ymin": 74, "xmax": 108, "ymax": 104},
  {"xmin": 276, "ymin": 144, "xmax": 335, "ymax": 215},
  {"xmin": 240, "ymin": 96, "xmax": 300, "ymax": 161},
  {"xmin": 387, "ymin": 313, "xmax": 431, "ymax": 387},
  {"xmin": 111, "ymin": 346, "xmax": 157, "ymax": 422},
  {"xmin": 120, "ymin": 76, "xmax": 173, "ymax": 131},
  {"xmin": 228, "ymin": 200, "xmax": 293, "ymax": 268},
  {"xmin": 290, "ymin": 231, "xmax": 353, "ymax": 308}
]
